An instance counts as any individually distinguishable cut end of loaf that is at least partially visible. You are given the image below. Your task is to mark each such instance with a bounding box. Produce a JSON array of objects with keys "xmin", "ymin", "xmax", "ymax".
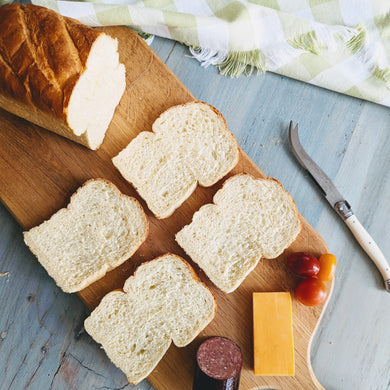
[
  {"xmin": 23, "ymin": 179, "xmax": 148, "ymax": 293},
  {"xmin": 67, "ymin": 34, "xmax": 126, "ymax": 149},
  {"xmin": 112, "ymin": 101, "xmax": 239, "ymax": 218},
  {"xmin": 0, "ymin": 4, "xmax": 126, "ymax": 150},
  {"xmin": 84, "ymin": 254, "xmax": 216, "ymax": 384},
  {"xmin": 176, "ymin": 174, "xmax": 301, "ymax": 293}
]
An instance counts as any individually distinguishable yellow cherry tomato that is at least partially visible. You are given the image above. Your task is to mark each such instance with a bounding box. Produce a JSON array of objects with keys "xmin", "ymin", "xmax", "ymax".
[{"xmin": 317, "ymin": 253, "xmax": 337, "ymax": 281}]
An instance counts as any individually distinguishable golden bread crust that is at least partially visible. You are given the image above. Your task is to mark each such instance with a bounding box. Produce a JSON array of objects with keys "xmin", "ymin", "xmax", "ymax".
[{"xmin": 0, "ymin": 4, "xmax": 102, "ymax": 119}]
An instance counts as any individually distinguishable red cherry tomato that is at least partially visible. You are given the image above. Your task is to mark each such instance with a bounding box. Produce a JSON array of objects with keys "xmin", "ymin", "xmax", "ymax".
[
  {"xmin": 317, "ymin": 253, "xmax": 337, "ymax": 281},
  {"xmin": 295, "ymin": 278, "xmax": 327, "ymax": 306},
  {"xmin": 287, "ymin": 252, "xmax": 320, "ymax": 277}
]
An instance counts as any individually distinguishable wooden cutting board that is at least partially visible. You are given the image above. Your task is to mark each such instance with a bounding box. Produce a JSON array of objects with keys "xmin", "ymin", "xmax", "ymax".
[{"xmin": 0, "ymin": 26, "xmax": 332, "ymax": 390}]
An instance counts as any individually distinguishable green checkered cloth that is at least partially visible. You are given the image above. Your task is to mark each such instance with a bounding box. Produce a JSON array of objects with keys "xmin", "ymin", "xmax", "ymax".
[{"xmin": 28, "ymin": 0, "xmax": 390, "ymax": 107}]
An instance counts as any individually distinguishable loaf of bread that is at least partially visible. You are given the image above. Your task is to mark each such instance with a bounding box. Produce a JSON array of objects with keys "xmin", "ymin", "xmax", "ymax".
[
  {"xmin": 112, "ymin": 102, "xmax": 239, "ymax": 218},
  {"xmin": 84, "ymin": 253, "xmax": 216, "ymax": 384},
  {"xmin": 176, "ymin": 174, "xmax": 301, "ymax": 292},
  {"xmin": 23, "ymin": 179, "xmax": 148, "ymax": 293},
  {"xmin": 0, "ymin": 4, "xmax": 125, "ymax": 150}
]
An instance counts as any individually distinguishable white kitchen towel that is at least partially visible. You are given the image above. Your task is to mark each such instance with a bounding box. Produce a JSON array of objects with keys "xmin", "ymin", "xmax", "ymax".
[{"xmin": 30, "ymin": 0, "xmax": 390, "ymax": 107}]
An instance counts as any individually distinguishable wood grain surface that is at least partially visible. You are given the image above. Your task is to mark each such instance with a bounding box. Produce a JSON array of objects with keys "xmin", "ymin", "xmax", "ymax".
[{"xmin": 0, "ymin": 26, "xmax": 333, "ymax": 390}]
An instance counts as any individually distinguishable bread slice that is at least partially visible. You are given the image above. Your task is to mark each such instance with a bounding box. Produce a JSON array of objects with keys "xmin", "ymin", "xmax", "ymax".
[
  {"xmin": 176, "ymin": 174, "xmax": 301, "ymax": 293},
  {"xmin": 112, "ymin": 102, "xmax": 239, "ymax": 218},
  {"xmin": 23, "ymin": 179, "xmax": 148, "ymax": 293},
  {"xmin": 0, "ymin": 4, "xmax": 125, "ymax": 150},
  {"xmin": 84, "ymin": 253, "xmax": 216, "ymax": 384}
]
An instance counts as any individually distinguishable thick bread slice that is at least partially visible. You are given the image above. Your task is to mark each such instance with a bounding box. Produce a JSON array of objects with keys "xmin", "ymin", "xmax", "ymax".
[
  {"xmin": 23, "ymin": 179, "xmax": 148, "ymax": 293},
  {"xmin": 112, "ymin": 102, "xmax": 239, "ymax": 218},
  {"xmin": 84, "ymin": 254, "xmax": 216, "ymax": 384},
  {"xmin": 0, "ymin": 4, "xmax": 125, "ymax": 150},
  {"xmin": 176, "ymin": 174, "xmax": 301, "ymax": 293}
]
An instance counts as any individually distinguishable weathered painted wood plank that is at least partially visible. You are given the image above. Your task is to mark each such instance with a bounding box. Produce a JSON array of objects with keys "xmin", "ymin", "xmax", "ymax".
[
  {"xmin": 310, "ymin": 101, "xmax": 390, "ymax": 390},
  {"xmin": 1, "ymin": 34, "xmax": 390, "ymax": 390}
]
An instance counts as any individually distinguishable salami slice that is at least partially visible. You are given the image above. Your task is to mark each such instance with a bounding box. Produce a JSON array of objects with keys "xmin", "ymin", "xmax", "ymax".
[{"xmin": 193, "ymin": 336, "xmax": 242, "ymax": 390}]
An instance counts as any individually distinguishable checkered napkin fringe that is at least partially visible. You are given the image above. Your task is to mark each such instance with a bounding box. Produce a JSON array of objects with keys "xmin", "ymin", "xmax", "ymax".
[{"xmin": 27, "ymin": 0, "xmax": 390, "ymax": 107}]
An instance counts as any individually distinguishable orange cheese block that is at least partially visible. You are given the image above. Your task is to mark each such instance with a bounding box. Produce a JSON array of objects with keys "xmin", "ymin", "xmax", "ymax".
[{"xmin": 253, "ymin": 292, "xmax": 295, "ymax": 376}]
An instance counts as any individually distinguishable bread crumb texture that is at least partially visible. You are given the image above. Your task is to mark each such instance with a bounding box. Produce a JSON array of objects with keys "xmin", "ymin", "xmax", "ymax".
[
  {"xmin": 84, "ymin": 254, "xmax": 216, "ymax": 384},
  {"xmin": 176, "ymin": 174, "xmax": 301, "ymax": 292},
  {"xmin": 112, "ymin": 102, "xmax": 239, "ymax": 218},
  {"xmin": 23, "ymin": 180, "xmax": 148, "ymax": 293}
]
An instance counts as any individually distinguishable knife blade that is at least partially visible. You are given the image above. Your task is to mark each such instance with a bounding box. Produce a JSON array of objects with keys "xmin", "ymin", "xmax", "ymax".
[{"xmin": 288, "ymin": 121, "xmax": 390, "ymax": 292}]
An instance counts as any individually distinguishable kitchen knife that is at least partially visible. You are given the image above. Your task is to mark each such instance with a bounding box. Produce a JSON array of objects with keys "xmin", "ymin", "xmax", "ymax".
[{"xmin": 288, "ymin": 121, "xmax": 390, "ymax": 292}]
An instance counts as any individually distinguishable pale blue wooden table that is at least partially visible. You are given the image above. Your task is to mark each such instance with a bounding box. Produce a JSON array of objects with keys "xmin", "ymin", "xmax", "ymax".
[{"xmin": 1, "ymin": 34, "xmax": 390, "ymax": 390}]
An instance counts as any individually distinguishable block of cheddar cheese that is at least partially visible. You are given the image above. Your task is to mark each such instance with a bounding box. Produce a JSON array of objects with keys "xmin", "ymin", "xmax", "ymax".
[{"xmin": 253, "ymin": 292, "xmax": 295, "ymax": 376}]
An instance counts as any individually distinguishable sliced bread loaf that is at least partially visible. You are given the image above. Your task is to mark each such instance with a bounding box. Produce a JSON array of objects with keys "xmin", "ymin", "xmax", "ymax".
[
  {"xmin": 23, "ymin": 179, "xmax": 148, "ymax": 293},
  {"xmin": 84, "ymin": 253, "xmax": 216, "ymax": 384},
  {"xmin": 176, "ymin": 174, "xmax": 301, "ymax": 293},
  {"xmin": 0, "ymin": 4, "xmax": 126, "ymax": 150},
  {"xmin": 112, "ymin": 102, "xmax": 239, "ymax": 218}
]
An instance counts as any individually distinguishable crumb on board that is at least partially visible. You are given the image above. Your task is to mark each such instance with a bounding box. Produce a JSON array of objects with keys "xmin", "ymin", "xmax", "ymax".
[
  {"xmin": 271, "ymin": 136, "xmax": 284, "ymax": 144},
  {"xmin": 0, "ymin": 272, "xmax": 10, "ymax": 281}
]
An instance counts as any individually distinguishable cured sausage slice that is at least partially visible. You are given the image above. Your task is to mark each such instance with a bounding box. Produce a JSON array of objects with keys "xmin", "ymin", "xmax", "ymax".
[{"xmin": 193, "ymin": 336, "xmax": 242, "ymax": 390}]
